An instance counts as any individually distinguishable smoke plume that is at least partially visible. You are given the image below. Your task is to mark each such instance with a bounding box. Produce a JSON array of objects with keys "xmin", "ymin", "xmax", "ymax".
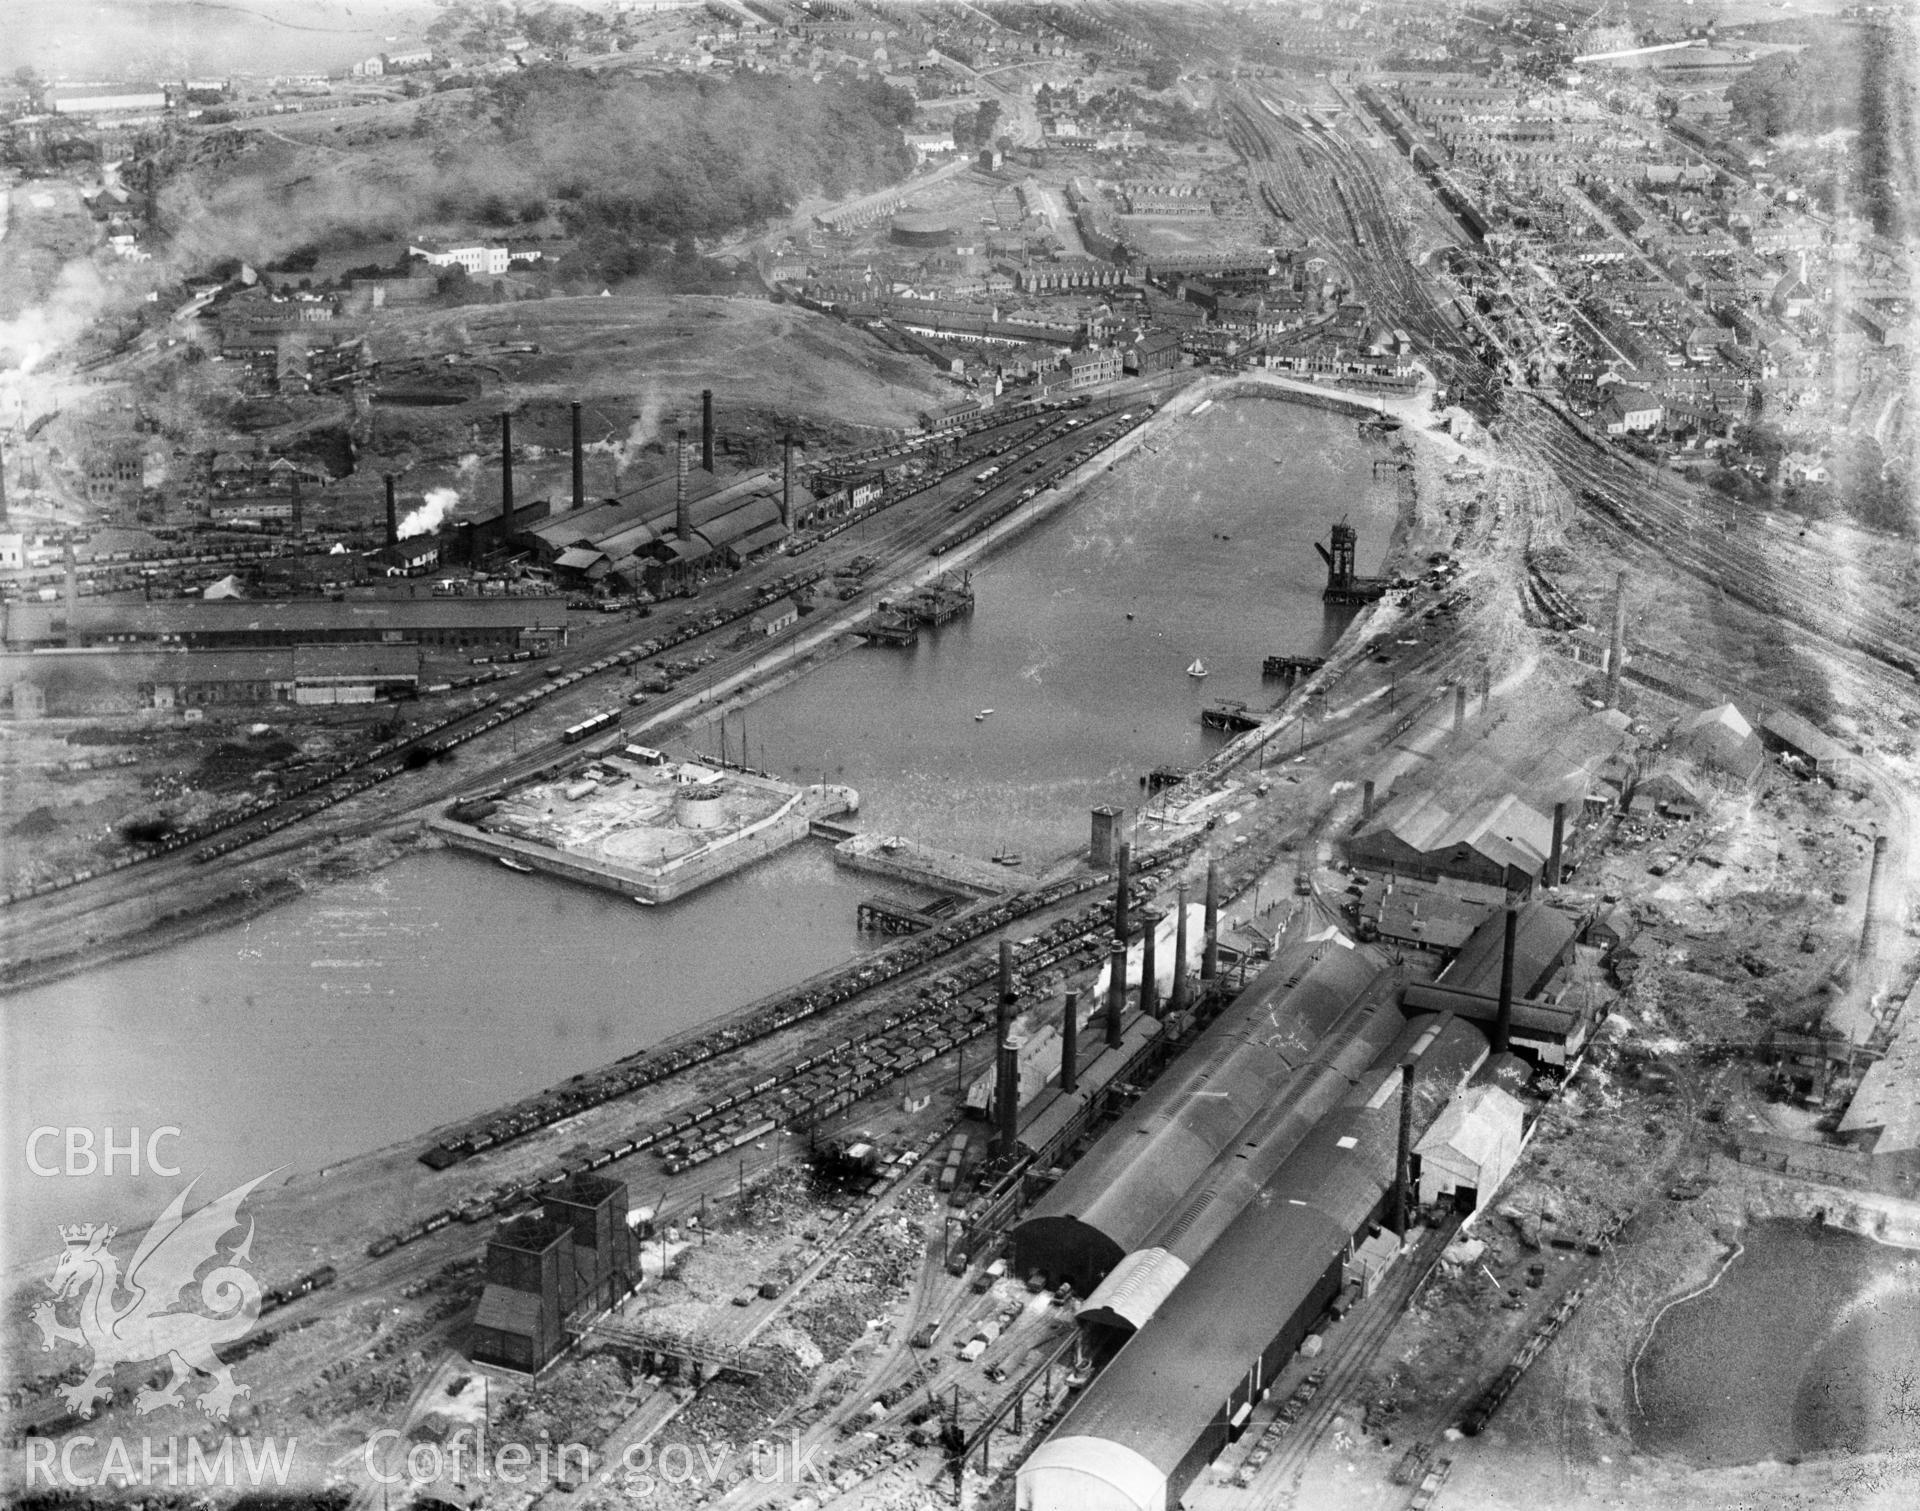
[{"xmin": 398, "ymin": 486, "xmax": 458, "ymax": 539}]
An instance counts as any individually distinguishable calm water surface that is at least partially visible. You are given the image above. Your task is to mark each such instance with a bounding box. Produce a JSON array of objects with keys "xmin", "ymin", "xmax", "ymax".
[
  {"xmin": 1631, "ymin": 1218, "xmax": 1920, "ymax": 1464},
  {"xmin": 3, "ymin": 397, "xmax": 1386, "ymax": 1268}
]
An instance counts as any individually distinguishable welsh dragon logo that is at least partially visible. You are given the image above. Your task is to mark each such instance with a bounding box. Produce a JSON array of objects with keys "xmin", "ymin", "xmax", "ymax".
[{"xmin": 34, "ymin": 1172, "xmax": 276, "ymax": 1421}]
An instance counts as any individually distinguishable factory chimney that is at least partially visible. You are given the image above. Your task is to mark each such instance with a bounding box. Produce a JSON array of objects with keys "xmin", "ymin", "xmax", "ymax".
[
  {"xmin": 1114, "ymin": 841, "xmax": 1131, "ymax": 941},
  {"xmin": 1494, "ymin": 905, "xmax": 1518, "ymax": 1056},
  {"xmin": 571, "ymin": 401, "xmax": 585, "ymax": 512},
  {"xmin": 1201, "ymin": 860, "xmax": 1220, "ymax": 982},
  {"xmin": 1453, "ymin": 682, "xmax": 1468, "ymax": 740},
  {"xmin": 1548, "ymin": 801, "xmax": 1566, "ymax": 889},
  {"xmin": 994, "ymin": 1041, "xmax": 1020, "ymax": 1159},
  {"xmin": 675, "ymin": 429, "xmax": 691, "ymax": 539},
  {"xmin": 499, "ymin": 412, "xmax": 514, "ymax": 523},
  {"xmin": 1393, "ymin": 1058, "xmax": 1417, "ymax": 1236},
  {"xmin": 1060, "ymin": 990, "xmax": 1079, "ymax": 1095},
  {"xmin": 384, "ymin": 474, "xmax": 398, "ymax": 552},
  {"xmin": 996, "ymin": 939, "xmax": 1015, "ymax": 1043},
  {"xmin": 1362, "ymin": 779, "xmax": 1375, "ymax": 822},
  {"xmin": 63, "ymin": 541, "xmax": 78, "ymax": 647},
  {"xmin": 1861, "ymin": 833, "xmax": 1891, "ymax": 964},
  {"xmin": 289, "ymin": 472, "xmax": 302, "ymax": 537},
  {"xmin": 701, "ymin": 389, "xmax": 714, "ymax": 472},
  {"xmin": 0, "ymin": 436, "xmax": 8, "ymax": 525},
  {"xmin": 1138, "ymin": 908, "xmax": 1161, "ymax": 1020},
  {"xmin": 780, "ymin": 434, "xmax": 795, "ymax": 531},
  {"xmin": 1105, "ymin": 942, "xmax": 1126, "ymax": 1048},
  {"xmin": 1606, "ymin": 571, "xmax": 1628, "ymax": 708},
  {"xmin": 1170, "ymin": 883, "xmax": 1190, "ymax": 1015}
]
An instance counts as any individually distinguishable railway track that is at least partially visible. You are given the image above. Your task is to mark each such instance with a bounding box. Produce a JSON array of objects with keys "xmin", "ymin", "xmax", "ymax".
[
  {"xmin": 1228, "ymin": 89, "xmax": 1501, "ymax": 412},
  {"xmin": 1506, "ymin": 395, "xmax": 1920, "ymax": 681}
]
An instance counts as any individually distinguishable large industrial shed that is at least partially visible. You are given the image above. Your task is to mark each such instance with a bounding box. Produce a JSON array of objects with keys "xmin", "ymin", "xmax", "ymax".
[
  {"xmin": 1011, "ymin": 941, "xmax": 1390, "ymax": 1296},
  {"xmin": 1397, "ymin": 902, "xmax": 1598, "ymax": 1067},
  {"xmin": 1075, "ymin": 983, "xmax": 1409, "ymax": 1337},
  {"xmin": 1344, "ymin": 788, "xmax": 1553, "ymax": 898},
  {"xmin": 1018, "ymin": 1014, "xmax": 1492, "ymax": 1511},
  {"xmin": 2, "ymin": 597, "xmax": 567, "ymax": 653}
]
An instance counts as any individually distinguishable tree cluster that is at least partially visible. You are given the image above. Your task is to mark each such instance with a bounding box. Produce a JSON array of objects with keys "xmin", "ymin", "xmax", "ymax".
[
  {"xmin": 464, "ymin": 69, "xmax": 915, "ymax": 283},
  {"xmin": 1726, "ymin": 41, "xmax": 1868, "ymax": 140}
]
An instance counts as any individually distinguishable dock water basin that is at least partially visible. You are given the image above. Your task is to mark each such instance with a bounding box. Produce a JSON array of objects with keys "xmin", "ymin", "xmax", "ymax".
[{"xmin": 2, "ymin": 395, "xmax": 1389, "ymax": 1270}]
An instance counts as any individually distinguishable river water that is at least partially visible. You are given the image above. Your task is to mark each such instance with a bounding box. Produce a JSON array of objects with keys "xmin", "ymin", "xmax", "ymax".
[
  {"xmin": 2, "ymin": 396, "xmax": 1388, "ymax": 1271},
  {"xmin": 1630, "ymin": 1218, "xmax": 1920, "ymax": 1465}
]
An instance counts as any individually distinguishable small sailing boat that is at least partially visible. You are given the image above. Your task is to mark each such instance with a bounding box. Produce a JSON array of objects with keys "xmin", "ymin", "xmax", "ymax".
[
  {"xmin": 497, "ymin": 856, "xmax": 534, "ymax": 873},
  {"xmin": 1186, "ymin": 658, "xmax": 1209, "ymax": 679}
]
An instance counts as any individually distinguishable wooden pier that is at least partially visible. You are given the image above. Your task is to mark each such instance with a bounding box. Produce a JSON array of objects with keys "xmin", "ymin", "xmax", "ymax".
[
  {"xmin": 903, "ymin": 571, "xmax": 975, "ymax": 626},
  {"xmin": 857, "ymin": 572, "xmax": 975, "ymax": 646},
  {"xmin": 1263, "ymin": 655, "xmax": 1327, "ymax": 680},
  {"xmin": 832, "ymin": 832, "xmax": 1013, "ymax": 898},
  {"xmin": 1145, "ymin": 765, "xmax": 1190, "ymax": 792},
  {"xmin": 857, "ymin": 896, "xmax": 942, "ymax": 935},
  {"xmin": 1201, "ymin": 702, "xmax": 1262, "ymax": 733},
  {"xmin": 855, "ymin": 611, "xmax": 918, "ymax": 647}
]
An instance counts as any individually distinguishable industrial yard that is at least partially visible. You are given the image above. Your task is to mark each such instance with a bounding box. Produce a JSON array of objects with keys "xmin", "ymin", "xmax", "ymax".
[{"xmin": 7, "ymin": 2, "xmax": 1920, "ymax": 1510}]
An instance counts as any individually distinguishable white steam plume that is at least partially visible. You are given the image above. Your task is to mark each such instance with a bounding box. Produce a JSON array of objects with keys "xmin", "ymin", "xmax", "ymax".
[{"xmin": 399, "ymin": 486, "xmax": 458, "ymax": 539}]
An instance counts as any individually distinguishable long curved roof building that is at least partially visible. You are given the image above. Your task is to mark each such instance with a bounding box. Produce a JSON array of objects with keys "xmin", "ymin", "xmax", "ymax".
[
  {"xmin": 1011, "ymin": 941, "xmax": 1391, "ymax": 1295},
  {"xmin": 1019, "ymin": 1012, "xmax": 1492, "ymax": 1511}
]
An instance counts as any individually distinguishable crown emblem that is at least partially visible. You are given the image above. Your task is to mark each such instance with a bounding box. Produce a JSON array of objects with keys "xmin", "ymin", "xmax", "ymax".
[{"xmin": 60, "ymin": 1223, "xmax": 110, "ymax": 1247}]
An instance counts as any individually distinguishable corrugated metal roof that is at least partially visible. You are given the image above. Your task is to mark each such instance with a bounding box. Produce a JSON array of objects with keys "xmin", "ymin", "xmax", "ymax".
[
  {"xmin": 1014, "ymin": 941, "xmax": 1386, "ymax": 1282},
  {"xmin": 1416, "ymin": 1083, "xmax": 1524, "ymax": 1173},
  {"xmin": 1043, "ymin": 1015, "xmax": 1490, "ymax": 1487},
  {"xmin": 1440, "ymin": 902, "xmax": 1577, "ymax": 1001}
]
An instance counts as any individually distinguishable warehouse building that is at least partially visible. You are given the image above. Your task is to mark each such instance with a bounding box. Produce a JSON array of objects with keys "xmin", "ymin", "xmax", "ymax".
[
  {"xmin": 1018, "ymin": 1014, "xmax": 1491, "ymax": 1511},
  {"xmin": 1345, "ymin": 788, "xmax": 1555, "ymax": 898},
  {"xmin": 530, "ymin": 465, "xmax": 810, "ymax": 591},
  {"xmin": 1399, "ymin": 902, "xmax": 1596, "ymax": 1067},
  {"xmin": 1012, "ymin": 943, "xmax": 1392, "ymax": 1297},
  {"xmin": 1, "ymin": 645, "xmax": 420, "ymax": 714},
  {"xmin": 3, "ymin": 598, "xmax": 567, "ymax": 654},
  {"xmin": 1344, "ymin": 712, "xmax": 1626, "ymax": 899}
]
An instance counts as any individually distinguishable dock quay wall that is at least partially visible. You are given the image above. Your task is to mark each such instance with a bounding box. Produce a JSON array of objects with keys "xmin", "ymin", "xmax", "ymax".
[
  {"xmin": 833, "ymin": 832, "xmax": 1015, "ymax": 898},
  {"xmin": 432, "ymin": 783, "xmax": 857, "ymax": 904}
]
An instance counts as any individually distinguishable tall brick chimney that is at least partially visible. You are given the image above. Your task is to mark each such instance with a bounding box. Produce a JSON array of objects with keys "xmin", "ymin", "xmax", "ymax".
[
  {"xmin": 571, "ymin": 401, "xmax": 584, "ymax": 512},
  {"xmin": 780, "ymin": 434, "xmax": 795, "ymax": 531},
  {"xmin": 675, "ymin": 430, "xmax": 691, "ymax": 539},
  {"xmin": 499, "ymin": 412, "xmax": 514, "ymax": 523}
]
